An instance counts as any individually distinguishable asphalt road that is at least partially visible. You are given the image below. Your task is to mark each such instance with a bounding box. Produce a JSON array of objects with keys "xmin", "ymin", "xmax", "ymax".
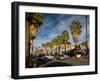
[{"xmin": 38, "ymin": 57, "xmax": 89, "ymax": 67}]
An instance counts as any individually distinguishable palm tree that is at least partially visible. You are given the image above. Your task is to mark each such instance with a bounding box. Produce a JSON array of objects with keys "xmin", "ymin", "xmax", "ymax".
[
  {"xmin": 66, "ymin": 41, "xmax": 71, "ymax": 49},
  {"xmin": 56, "ymin": 35, "xmax": 62, "ymax": 54},
  {"xmin": 61, "ymin": 31, "xmax": 69, "ymax": 52},
  {"xmin": 70, "ymin": 18, "xmax": 82, "ymax": 56},
  {"xmin": 55, "ymin": 35, "xmax": 62, "ymax": 53},
  {"xmin": 51, "ymin": 37, "xmax": 58, "ymax": 54},
  {"xmin": 42, "ymin": 43, "xmax": 47, "ymax": 54},
  {"xmin": 26, "ymin": 13, "xmax": 43, "ymax": 40},
  {"xmin": 25, "ymin": 13, "xmax": 43, "ymax": 68},
  {"xmin": 44, "ymin": 42, "xmax": 53, "ymax": 55},
  {"xmin": 70, "ymin": 19, "xmax": 82, "ymax": 45}
]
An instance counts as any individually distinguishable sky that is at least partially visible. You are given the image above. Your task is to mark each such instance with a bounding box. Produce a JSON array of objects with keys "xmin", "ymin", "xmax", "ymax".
[{"xmin": 33, "ymin": 13, "xmax": 89, "ymax": 48}]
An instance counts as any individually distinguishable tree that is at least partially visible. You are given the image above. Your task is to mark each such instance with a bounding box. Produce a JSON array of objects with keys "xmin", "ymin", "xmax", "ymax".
[
  {"xmin": 61, "ymin": 31, "xmax": 69, "ymax": 52},
  {"xmin": 51, "ymin": 37, "xmax": 59, "ymax": 54},
  {"xmin": 53, "ymin": 35, "xmax": 63, "ymax": 54},
  {"xmin": 70, "ymin": 19, "xmax": 82, "ymax": 45},
  {"xmin": 70, "ymin": 19, "xmax": 82, "ymax": 56},
  {"xmin": 43, "ymin": 42, "xmax": 53, "ymax": 55},
  {"xmin": 66, "ymin": 41, "xmax": 71, "ymax": 49},
  {"xmin": 25, "ymin": 13, "xmax": 43, "ymax": 68},
  {"xmin": 56, "ymin": 35, "xmax": 62, "ymax": 54},
  {"xmin": 26, "ymin": 13, "xmax": 43, "ymax": 40}
]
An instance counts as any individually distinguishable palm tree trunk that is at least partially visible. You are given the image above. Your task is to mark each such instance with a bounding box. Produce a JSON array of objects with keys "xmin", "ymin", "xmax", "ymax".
[
  {"xmin": 64, "ymin": 44, "xmax": 66, "ymax": 53},
  {"xmin": 59, "ymin": 46, "xmax": 60, "ymax": 55}
]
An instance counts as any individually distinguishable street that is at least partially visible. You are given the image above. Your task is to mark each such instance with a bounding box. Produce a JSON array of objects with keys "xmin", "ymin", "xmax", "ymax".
[{"xmin": 37, "ymin": 56, "xmax": 89, "ymax": 67}]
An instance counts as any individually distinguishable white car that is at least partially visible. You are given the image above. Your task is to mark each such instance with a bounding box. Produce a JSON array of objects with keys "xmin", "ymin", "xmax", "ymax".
[
  {"xmin": 46, "ymin": 55, "xmax": 54, "ymax": 59},
  {"xmin": 76, "ymin": 54, "xmax": 81, "ymax": 58},
  {"xmin": 60, "ymin": 56, "xmax": 65, "ymax": 60}
]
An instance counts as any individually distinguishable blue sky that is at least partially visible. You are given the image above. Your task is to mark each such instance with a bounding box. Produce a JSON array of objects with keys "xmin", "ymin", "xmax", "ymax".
[{"xmin": 33, "ymin": 13, "xmax": 89, "ymax": 48}]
